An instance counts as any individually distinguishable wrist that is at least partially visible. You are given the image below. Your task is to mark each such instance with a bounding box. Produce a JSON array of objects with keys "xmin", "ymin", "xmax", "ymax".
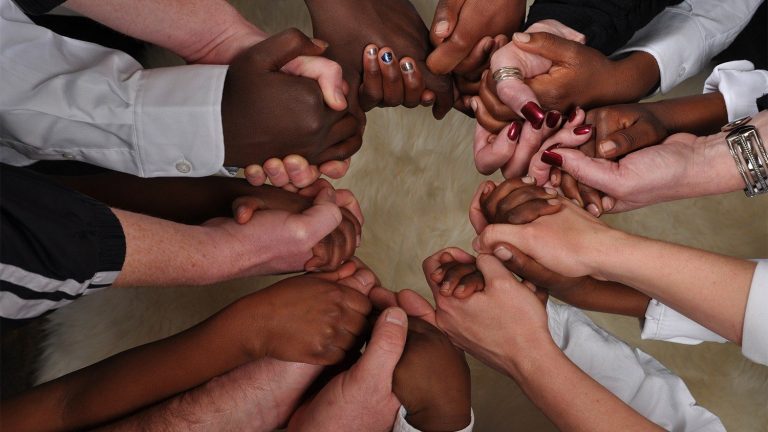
[
  {"xmin": 585, "ymin": 228, "xmax": 636, "ymax": 282},
  {"xmin": 501, "ymin": 336, "xmax": 562, "ymax": 381},
  {"xmin": 601, "ymin": 52, "xmax": 659, "ymax": 105},
  {"xmin": 688, "ymin": 132, "xmax": 747, "ymax": 197}
]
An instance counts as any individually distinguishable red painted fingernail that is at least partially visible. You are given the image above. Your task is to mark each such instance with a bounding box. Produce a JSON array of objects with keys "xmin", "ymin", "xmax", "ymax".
[
  {"xmin": 568, "ymin": 109, "xmax": 578, "ymax": 123},
  {"xmin": 545, "ymin": 111, "xmax": 561, "ymax": 129},
  {"xmin": 507, "ymin": 121, "xmax": 522, "ymax": 141},
  {"xmin": 541, "ymin": 150, "xmax": 563, "ymax": 167},
  {"xmin": 521, "ymin": 101, "xmax": 545, "ymax": 130},
  {"xmin": 574, "ymin": 124, "xmax": 593, "ymax": 135}
]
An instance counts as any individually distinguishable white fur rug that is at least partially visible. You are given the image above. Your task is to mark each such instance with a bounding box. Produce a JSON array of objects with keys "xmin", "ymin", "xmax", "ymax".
[{"xmin": 38, "ymin": 1, "xmax": 768, "ymax": 430}]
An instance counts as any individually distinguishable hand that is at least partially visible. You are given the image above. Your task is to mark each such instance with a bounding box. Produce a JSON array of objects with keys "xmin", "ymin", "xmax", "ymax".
[
  {"xmin": 537, "ymin": 132, "xmax": 742, "ymax": 212},
  {"xmin": 427, "ymin": 0, "xmax": 525, "ymax": 75},
  {"xmin": 244, "ymin": 157, "xmax": 352, "ymax": 190},
  {"xmin": 305, "ymin": 0, "xmax": 454, "ymax": 119},
  {"xmin": 287, "ymin": 307, "xmax": 409, "ymax": 432},
  {"xmin": 586, "ymin": 103, "xmax": 670, "ymax": 159},
  {"xmin": 526, "ymin": 122, "xmax": 595, "ymax": 186},
  {"xmin": 360, "ymin": 45, "xmax": 436, "ymax": 110},
  {"xmin": 231, "ymin": 179, "xmax": 363, "ymax": 272},
  {"xmin": 231, "ymin": 262, "xmax": 375, "ymax": 365},
  {"xmin": 222, "ymin": 29, "xmax": 363, "ymax": 167},
  {"xmin": 472, "ymin": 106, "xmax": 586, "ymax": 178},
  {"xmin": 510, "ymin": 32, "xmax": 660, "ymax": 113},
  {"xmin": 469, "ymin": 177, "xmax": 562, "ymax": 233},
  {"xmin": 473, "ymin": 197, "xmax": 613, "ymax": 279}
]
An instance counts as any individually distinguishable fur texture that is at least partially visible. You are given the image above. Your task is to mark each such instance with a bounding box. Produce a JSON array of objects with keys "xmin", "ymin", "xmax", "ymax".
[{"xmin": 38, "ymin": 1, "xmax": 768, "ymax": 430}]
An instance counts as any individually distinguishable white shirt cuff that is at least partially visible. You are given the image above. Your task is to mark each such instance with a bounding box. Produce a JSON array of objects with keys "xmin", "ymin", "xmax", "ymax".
[
  {"xmin": 703, "ymin": 60, "xmax": 768, "ymax": 122},
  {"xmin": 393, "ymin": 405, "xmax": 474, "ymax": 432},
  {"xmin": 135, "ymin": 65, "xmax": 228, "ymax": 177},
  {"xmin": 641, "ymin": 300, "xmax": 728, "ymax": 345},
  {"xmin": 742, "ymin": 260, "xmax": 768, "ymax": 365}
]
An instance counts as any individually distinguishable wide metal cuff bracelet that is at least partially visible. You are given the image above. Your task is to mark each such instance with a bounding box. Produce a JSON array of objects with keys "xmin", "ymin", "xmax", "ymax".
[{"xmin": 724, "ymin": 118, "xmax": 768, "ymax": 197}]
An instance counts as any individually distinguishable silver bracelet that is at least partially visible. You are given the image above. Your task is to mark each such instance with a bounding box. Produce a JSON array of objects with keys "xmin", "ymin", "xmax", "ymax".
[{"xmin": 722, "ymin": 116, "xmax": 768, "ymax": 197}]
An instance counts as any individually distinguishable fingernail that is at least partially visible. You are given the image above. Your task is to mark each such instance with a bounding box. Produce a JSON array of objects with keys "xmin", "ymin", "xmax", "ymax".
[
  {"xmin": 381, "ymin": 51, "xmax": 394, "ymax": 64},
  {"xmin": 572, "ymin": 198, "xmax": 581, "ymax": 206},
  {"xmin": 573, "ymin": 124, "xmax": 593, "ymax": 136},
  {"xmin": 455, "ymin": 285, "xmax": 466, "ymax": 295},
  {"xmin": 507, "ymin": 121, "xmax": 522, "ymax": 141},
  {"xmin": 431, "ymin": 268, "xmax": 444, "ymax": 279},
  {"xmin": 483, "ymin": 39, "xmax": 494, "ymax": 53},
  {"xmin": 587, "ymin": 203, "xmax": 600, "ymax": 217},
  {"xmin": 440, "ymin": 282, "xmax": 450, "ymax": 294},
  {"xmin": 311, "ymin": 38, "xmax": 329, "ymax": 49},
  {"xmin": 568, "ymin": 109, "xmax": 578, "ymax": 123},
  {"xmin": 480, "ymin": 183, "xmax": 493, "ymax": 201},
  {"xmin": 236, "ymin": 206, "xmax": 247, "ymax": 218},
  {"xmin": 522, "ymin": 176, "xmax": 535, "ymax": 184},
  {"xmin": 334, "ymin": 89, "xmax": 346, "ymax": 106},
  {"xmin": 470, "ymin": 98, "xmax": 478, "ymax": 112},
  {"xmin": 265, "ymin": 165, "xmax": 280, "ymax": 176},
  {"xmin": 544, "ymin": 187, "xmax": 557, "ymax": 195},
  {"xmin": 599, "ymin": 140, "xmax": 617, "ymax": 157},
  {"xmin": 435, "ymin": 20, "xmax": 450, "ymax": 36},
  {"xmin": 541, "ymin": 150, "xmax": 563, "ymax": 167},
  {"xmin": 385, "ymin": 308, "xmax": 406, "ymax": 326},
  {"xmin": 513, "ymin": 32, "xmax": 530, "ymax": 43},
  {"xmin": 494, "ymin": 246, "xmax": 514, "ymax": 261},
  {"xmin": 602, "ymin": 196, "xmax": 615, "ymax": 211},
  {"xmin": 545, "ymin": 111, "xmax": 561, "ymax": 129},
  {"xmin": 366, "ymin": 46, "xmax": 378, "ymax": 57},
  {"xmin": 521, "ymin": 102, "xmax": 545, "ymax": 130},
  {"xmin": 401, "ymin": 61, "xmax": 414, "ymax": 72},
  {"xmin": 547, "ymin": 198, "xmax": 560, "ymax": 206},
  {"xmin": 306, "ymin": 266, "xmax": 319, "ymax": 272},
  {"xmin": 356, "ymin": 234, "xmax": 361, "ymax": 248}
]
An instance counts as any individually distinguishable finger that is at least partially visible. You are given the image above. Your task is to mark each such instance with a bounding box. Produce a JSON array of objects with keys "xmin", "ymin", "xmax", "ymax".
[
  {"xmin": 429, "ymin": 0, "xmax": 464, "ymax": 46},
  {"xmin": 495, "ymin": 80, "xmax": 544, "ymax": 129},
  {"xmin": 559, "ymin": 172, "xmax": 582, "ymax": 207},
  {"xmin": 482, "ymin": 177, "xmax": 538, "ymax": 222},
  {"xmin": 578, "ymin": 182, "xmax": 603, "ymax": 217},
  {"xmin": 472, "ymin": 97, "xmax": 509, "ymax": 135},
  {"xmin": 440, "ymin": 263, "xmax": 479, "ymax": 297},
  {"xmin": 511, "ymin": 31, "xmax": 581, "ymax": 65},
  {"xmin": 473, "ymin": 121, "xmax": 523, "ymax": 175},
  {"xmin": 469, "ymin": 180, "xmax": 496, "ymax": 233},
  {"xmin": 310, "ymin": 261, "xmax": 358, "ymax": 282},
  {"xmin": 231, "ymin": 195, "xmax": 266, "ymax": 224},
  {"xmin": 427, "ymin": 35, "xmax": 473, "ymax": 76},
  {"xmin": 284, "ymin": 55, "xmax": 347, "ymax": 111},
  {"xmin": 252, "ymin": 28, "xmax": 326, "ymax": 71},
  {"xmin": 319, "ymin": 159, "xmax": 351, "ymax": 179},
  {"xmin": 376, "ymin": 48, "xmax": 404, "ymax": 107},
  {"xmin": 539, "ymin": 148, "xmax": 624, "ymax": 199},
  {"xmin": 284, "ymin": 155, "xmax": 320, "ymax": 188},
  {"xmin": 263, "ymin": 158, "xmax": 290, "ymax": 187},
  {"xmin": 351, "ymin": 307, "xmax": 408, "ymax": 385},
  {"xmin": 472, "ymin": 224, "xmax": 524, "ymax": 255},
  {"xmin": 597, "ymin": 120, "xmax": 664, "ymax": 159},
  {"xmin": 423, "ymin": 66, "xmax": 455, "ymax": 120},
  {"xmin": 528, "ymin": 124, "xmax": 594, "ymax": 185},
  {"xmin": 293, "ymin": 188, "xmax": 343, "ymax": 246},
  {"xmin": 370, "ymin": 286, "xmax": 399, "ymax": 310},
  {"xmin": 453, "ymin": 271, "xmax": 485, "ymax": 299},
  {"xmin": 313, "ymin": 127, "xmax": 363, "ymax": 164},
  {"xmin": 298, "ymin": 178, "xmax": 333, "ymax": 198},
  {"xmin": 338, "ymin": 211, "xmax": 358, "ymax": 262},
  {"xmin": 479, "ymin": 70, "xmax": 517, "ymax": 122},
  {"xmin": 395, "ymin": 289, "xmax": 438, "ymax": 326},
  {"xmin": 244, "ymin": 164, "xmax": 267, "ymax": 187},
  {"xmin": 359, "ymin": 45, "xmax": 384, "ymax": 111},
  {"xmin": 499, "ymin": 197, "xmax": 562, "ymax": 225},
  {"xmin": 335, "ymin": 188, "xmax": 364, "ymax": 229},
  {"xmin": 400, "ymin": 57, "xmax": 425, "ymax": 108},
  {"xmin": 475, "ymin": 254, "xmax": 520, "ymax": 292},
  {"xmin": 339, "ymin": 268, "xmax": 377, "ymax": 296},
  {"xmin": 422, "ymin": 247, "xmax": 476, "ymax": 294},
  {"xmin": 454, "ymin": 36, "xmax": 494, "ymax": 76},
  {"xmin": 502, "ymin": 121, "xmax": 547, "ymax": 179},
  {"xmin": 342, "ymin": 287, "xmax": 373, "ymax": 316}
]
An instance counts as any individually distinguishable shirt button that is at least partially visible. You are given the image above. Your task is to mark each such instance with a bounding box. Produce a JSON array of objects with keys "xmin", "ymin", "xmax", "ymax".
[{"xmin": 175, "ymin": 160, "xmax": 192, "ymax": 174}]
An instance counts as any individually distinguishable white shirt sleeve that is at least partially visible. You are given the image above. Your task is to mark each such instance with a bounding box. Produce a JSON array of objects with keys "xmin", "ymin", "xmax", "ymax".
[
  {"xmin": 0, "ymin": 0, "xmax": 229, "ymax": 177},
  {"xmin": 547, "ymin": 301, "xmax": 725, "ymax": 432},
  {"xmin": 612, "ymin": 0, "xmax": 764, "ymax": 94},
  {"xmin": 742, "ymin": 260, "xmax": 768, "ymax": 365},
  {"xmin": 393, "ymin": 405, "xmax": 474, "ymax": 432},
  {"xmin": 703, "ymin": 60, "xmax": 768, "ymax": 122},
  {"xmin": 641, "ymin": 299, "xmax": 729, "ymax": 345}
]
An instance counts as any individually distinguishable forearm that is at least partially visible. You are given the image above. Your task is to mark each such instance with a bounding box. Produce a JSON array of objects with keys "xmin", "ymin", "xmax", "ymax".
[
  {"xmin": 596, "ymin": 51, "xmax": 659, "ymax": 106},
  {"xmin": 565, "ymin": 280, "xmax": 651, "ymax": 318},
  {"xmin": 648, "ymin": 92, "xmax": 728, "ymax": 136},
  {"xmin": 63, "ymin": 0, "xmax": 266, "ymax": 64},
  {"xmin": 1, "ymin": 304, "xmax": 252, "ymax": 431},
  {"xmin": 111, "ymin": 208, "xmax": 255, "ymax": 287},
  {"xmin": 503, "ymin": 340, "xmax": 663, "ymax": 431},
  {"xmin": 593, "ymin": 230, "xmax": 755, "ymax": 344}
]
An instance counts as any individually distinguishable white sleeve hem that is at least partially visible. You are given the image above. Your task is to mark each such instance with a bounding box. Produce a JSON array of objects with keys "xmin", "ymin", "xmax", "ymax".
[
  {"xmin": 742, "ymin": 260, "xmax": 768, "ymax": 365},
  {"xmin": 641, "ymin": 300, "xmax": 728, "ymax": 345},
  {"xmin": 393, "ymin": 406, "xmax": 474, "ymax": 432},
  {"xmin": 703, "ymin": 61, "xmax": 768, "ymax": 122}
]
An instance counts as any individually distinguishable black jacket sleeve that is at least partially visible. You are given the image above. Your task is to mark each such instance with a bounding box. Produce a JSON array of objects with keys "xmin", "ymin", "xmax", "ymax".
[
  {"xmin": 11, "ymin": 0, "xmax": 66, "ymax": 15},
  {"xmin": 0, "ymin": 164, "xmax": 126, "ymax": 319},
  {"xmin": 526, "ymin": 0, "xmax": 683, "ymax": 55}
]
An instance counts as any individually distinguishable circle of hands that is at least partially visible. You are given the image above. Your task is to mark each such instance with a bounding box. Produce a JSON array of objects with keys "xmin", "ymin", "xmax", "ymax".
[{"xmin": 211, "ymin": 0, "xmax": 711, "ymax": 430}]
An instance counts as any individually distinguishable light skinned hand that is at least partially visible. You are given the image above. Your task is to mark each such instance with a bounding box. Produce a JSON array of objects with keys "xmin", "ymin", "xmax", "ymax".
[
  {"xmin": 527, "ymin": 121, "xmax": 595, "ymax": 185},
  {"xmin": 244, "ymin": 157, "xmax": 352, "ymax": 190},
  {"xmin": 287, "ymin": 307, "xmax": 409, "ymax": 432},
  {"xmin": 427, "ymin": 0, "xmax": 525, "ymax": 75}
]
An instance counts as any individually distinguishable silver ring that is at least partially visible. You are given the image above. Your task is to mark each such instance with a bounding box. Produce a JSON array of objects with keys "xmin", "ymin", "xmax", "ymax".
[{"xmin": 492, "ymin": 66, "xmax": 523, "ymax": 82}]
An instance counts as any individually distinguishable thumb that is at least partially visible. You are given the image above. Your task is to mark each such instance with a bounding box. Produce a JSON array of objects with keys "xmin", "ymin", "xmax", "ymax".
[
  {"xmin": 250, "ymin": 28, "xmax": 326, "ymax": 71},
  {"xmin": 475, "ymin": 254, "xmax": 519, "ymax": 291},
  {"xmin": 511, "ymin": 31, "xmax": 582, "ymax": 65},
  {"xmin": 350, "ymin": 307, "xmax": 408, "ymax": 386},
  {"xmin": 430, "ymin": 0, "xmax": 464, "ymax": 45},
  {"xmin": 293, "ymin": 187, "xmax": 343, "ymax": 245},
  {"xmin": 548, "ymin": 148, "xmax": 624, "ymax": 197},
  {"xmin": 597, "ymin": 121, "xmax": 663, "ymax": 159}
]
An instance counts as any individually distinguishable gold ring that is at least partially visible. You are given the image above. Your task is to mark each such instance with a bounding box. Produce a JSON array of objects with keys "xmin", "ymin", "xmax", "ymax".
[{"xmin": 492, "ymin": 66, "xmax": 523, "ymax": 82}]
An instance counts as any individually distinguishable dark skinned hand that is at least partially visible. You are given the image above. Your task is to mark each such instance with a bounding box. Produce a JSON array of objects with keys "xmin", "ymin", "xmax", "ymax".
[
  {"xmin": 305, "ymin": 0, "xmax": 454, "ymax": 119},
  {"xmin": 222, "ymin": 28, "xmax": 363, "ymax": 167},
  {"xmin": 231, "ymin": 266, "xmax": 372, "ymax": 366},
  {"xmin": 586, "ymin": 104, "xmax": 669, "ymax": 159},
  {"xmin": 427, "ymin": 0, "xmax": 525, "ymax": 75}
]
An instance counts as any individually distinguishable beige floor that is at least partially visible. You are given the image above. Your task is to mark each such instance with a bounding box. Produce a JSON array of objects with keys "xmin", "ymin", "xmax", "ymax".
[{"xmin": 38, "ymin": 1, "xmax": 768, "ymax": 430}]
